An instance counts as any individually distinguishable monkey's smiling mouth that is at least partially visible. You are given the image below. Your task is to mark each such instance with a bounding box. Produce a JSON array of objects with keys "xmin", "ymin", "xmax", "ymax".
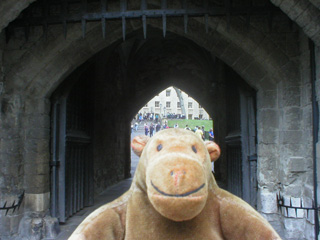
[{"xmin": 150, "ymin": 181, "xmax": 205, "ymax": 197}]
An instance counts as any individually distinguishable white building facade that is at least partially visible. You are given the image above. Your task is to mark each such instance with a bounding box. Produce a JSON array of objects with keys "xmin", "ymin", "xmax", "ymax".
[{"xmin": 138, "ymin": 86, "xmax": 210, "ymax": 120}]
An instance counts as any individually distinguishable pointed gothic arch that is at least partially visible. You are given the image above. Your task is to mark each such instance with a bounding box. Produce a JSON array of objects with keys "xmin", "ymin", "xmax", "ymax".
[{"xmin": 0, "ymin": 2, "xmax": 315, "ymax": 237}]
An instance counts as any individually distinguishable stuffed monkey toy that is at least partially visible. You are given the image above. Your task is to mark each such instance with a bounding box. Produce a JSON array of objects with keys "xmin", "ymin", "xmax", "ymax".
[{"xmin": 69, "ymin": 128, "xmax": 281, "ymax": 240}]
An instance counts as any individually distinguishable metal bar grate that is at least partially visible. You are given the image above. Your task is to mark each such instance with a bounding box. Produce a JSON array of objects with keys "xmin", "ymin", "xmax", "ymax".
[
  {"xmin": 0, "ymin": 191, "xmax": 25, "ymax": 216},
  {"xmin": 6, "ymin": 0, "xmax": 281, "ymax": 41},
  {"xmin": 277, "ymin": 192, "xmax": 319, "ymax": 219}
]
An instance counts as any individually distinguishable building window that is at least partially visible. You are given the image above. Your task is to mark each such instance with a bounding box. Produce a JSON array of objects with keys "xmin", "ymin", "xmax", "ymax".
[
  {"xmin": 166, "ymin": 90, "xmax": 171, "ymax": 97},
  {"xmin": 155, "ymin": 101, "xmax": 160, "ymax": 107},
  {"xmin": 188, "ymin": 114, "xmax": 193, "ymax": 119},
  {"xmin": 188, "ymin": 102, "xmax": 192, "ymax": 108},
  {"xmin": 177, "ymin": 102, "xmax": 181, "ymax": 108},
  {"xmin": 166, "ymin": 102, "xmax": 171, "ymax": 108},
  {"xmin": 199, "ymin": 114, "xmax": 203, "ymax": 119}
]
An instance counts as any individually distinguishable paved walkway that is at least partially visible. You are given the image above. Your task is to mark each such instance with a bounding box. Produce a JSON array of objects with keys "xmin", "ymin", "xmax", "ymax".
[{"xmin": 54, "ymin": 121, "xmax": 151, "ymax": 240}]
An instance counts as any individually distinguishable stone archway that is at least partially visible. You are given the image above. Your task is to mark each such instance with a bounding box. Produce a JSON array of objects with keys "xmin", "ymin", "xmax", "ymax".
[
  {"xmin": 0, "ymin": 4, "xmax": 314, "ymax": 238},
  {"xmin": 9, "ymin": 18, "xmax": 280, "ymax": 195},
  {"xmin": 0, "ymin": 0, "xmax": 36, "ymax": 31}
]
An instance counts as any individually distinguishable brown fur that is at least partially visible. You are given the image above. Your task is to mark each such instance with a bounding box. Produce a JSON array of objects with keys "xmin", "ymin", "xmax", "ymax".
[{"xmin": 69, "ymin": 128, "xmax": 281, "ymax": 240}]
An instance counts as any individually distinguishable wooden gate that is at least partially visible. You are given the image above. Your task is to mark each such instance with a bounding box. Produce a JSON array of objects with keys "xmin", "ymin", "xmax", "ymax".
[
  {"xmin": 225, "ymin": 80, "xmax": 257, "ymax": 208},
  {"xmin": 51, "ymin": 77, "xmax": 94, "ymax": 223}
]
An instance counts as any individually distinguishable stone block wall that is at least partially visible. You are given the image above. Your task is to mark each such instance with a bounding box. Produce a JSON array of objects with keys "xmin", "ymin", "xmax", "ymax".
[
  {"xmin": 0, "ymin": 32, "xmax": 4, "ymax": 84},
  {"xmin": 315, "ymin": 40, "xmax": 320, "ymax": 240},
  {"xmin": 0, "ymin": 31, "xmax": 27, "ymax": 239},
  {"xmin": 264, "ymin": 32, "xmax": 315, "ymax": 240},
  {"xmin": 93, "ymin": 50, "xmax": 131, "ymax": 197},
  {"xmin": 254, "ymin": 29, "xmax": 316, "ymax": 239},
  {"xmin": 270, "ymin": 0, "xmax": 320, "ymax": 47},
  {"xmin": 0, "ymin": 1, "xmax": 318, "ymax": 238}
]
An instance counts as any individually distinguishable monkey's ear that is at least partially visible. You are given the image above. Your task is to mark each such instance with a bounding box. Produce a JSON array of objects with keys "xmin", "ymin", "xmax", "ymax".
[
  {"xmin": 205, "ymin": 141, "xmax": 221, "ymax": 162},
  {"xmin": 131, "ymin": 135, "xmax": 150, "ymax": 156}
]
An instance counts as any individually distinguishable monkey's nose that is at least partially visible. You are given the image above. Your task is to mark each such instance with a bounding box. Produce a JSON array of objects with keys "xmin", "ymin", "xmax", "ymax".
[{"xmin": 170, "ymin": 170, "xmax": 187, "ymax": 186}]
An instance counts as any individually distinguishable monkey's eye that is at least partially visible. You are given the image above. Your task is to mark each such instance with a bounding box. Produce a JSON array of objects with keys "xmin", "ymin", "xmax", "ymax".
[
  {"xmin": 157, "ymin": 144, "xmax": 163, "ymax": 151},
  {"xmin": 192, "ymin": 145, "xmax": 197, "ymax": 153}
]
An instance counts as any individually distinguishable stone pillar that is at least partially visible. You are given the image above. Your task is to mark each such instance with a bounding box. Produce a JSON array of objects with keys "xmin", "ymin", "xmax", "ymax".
[
  {"xmin": 265, "ymin": 33, "xmax": 315, "ymax": 240},
  {"xmin": 18, "ymin": 97, "xmax": 59, "ymax": 240},
  {"xmin": 93, "ymin": 49, "xmax": 130, "ymax": 196},
  {"xmin": 0, "ymin": 30, "xmax": 26, "ymax": 239},
  {"xmin": 0, "ymin": 92, "xmax": 25, "ymax": 237},
  {"xmin": 315, "ymin": 42, "xmax": 320, "ymax": 240},
  {"xmin": 0, "ymin": 31, "xmax": 4, "ymax": 85},
  {"xmin": 22, "ymin": 97, "xmax": 51, "ymax": 212},
  {"xmin": 256, "ymin": 75, "xmax": 282, "ymax": 235}
]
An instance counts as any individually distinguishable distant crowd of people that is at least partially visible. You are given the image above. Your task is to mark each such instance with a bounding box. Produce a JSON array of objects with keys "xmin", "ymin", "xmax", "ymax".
[
  {"xmin": 143, "ymin": 122, "xmax": 168, "ymax": 137},
  {"xmin": 136, "ymin": 113, "xmax": 159, "ymax": 123},
  {"xmin": 135, "ymin": 112, "xmax": 200, "ymax": 122},
  {"xmin": 166, "ymin": 113, "xmax": 186, "ymax": 119},
  {"xmin": 185, "ymin": 125, "xmax": 214, "ymax": 141},
  {"xmin": 131, "ymin": 121, "xmax": 214, "ymax": 141}
]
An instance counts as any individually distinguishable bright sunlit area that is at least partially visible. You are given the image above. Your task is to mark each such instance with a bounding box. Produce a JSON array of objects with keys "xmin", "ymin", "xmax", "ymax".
[{"xmin": 130, "ymin": 86, "xmax": 214, "ymax": 176}]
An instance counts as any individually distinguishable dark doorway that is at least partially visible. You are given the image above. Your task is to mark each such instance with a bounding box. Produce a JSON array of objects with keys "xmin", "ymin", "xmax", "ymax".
[
  {"xmin": 50, "ymin": 73, "xmax": 94, "ymax": 223},
  {"xmin": 225, "ymin": 72, "xmax": 257, "ymax": 208}
]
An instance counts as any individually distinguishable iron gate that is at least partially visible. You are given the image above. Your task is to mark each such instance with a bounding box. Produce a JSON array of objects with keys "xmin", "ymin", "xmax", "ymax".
[
  {"xmin": 226, "ymin": 145, "xmax": 242, "ymax": 197},
  {"xmin": 6, "ymin": 0, "xmax": 281, "ymax": 42},
  {"xmin": 225, "ymin": 79, "xmax": 257, "ymax": 208},
  {"xmin": 51, "ymin": 77, "xmax": 94, "ymax": 223}
]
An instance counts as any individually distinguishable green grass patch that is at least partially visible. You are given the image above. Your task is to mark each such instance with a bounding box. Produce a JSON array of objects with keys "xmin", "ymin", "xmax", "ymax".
[{"xmin": 167, "ymin": 119, "xmax": 214, "ymax": 131}]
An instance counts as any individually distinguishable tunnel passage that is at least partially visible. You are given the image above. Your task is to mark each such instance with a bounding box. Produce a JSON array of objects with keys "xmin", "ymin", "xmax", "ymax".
[
  {"xmin": 49, "ymin": 29, "xmax": 258, "ymax": 222},
  {"xmin": 0, "ymin": 0, "xmax": 316, "ymax": 237}
]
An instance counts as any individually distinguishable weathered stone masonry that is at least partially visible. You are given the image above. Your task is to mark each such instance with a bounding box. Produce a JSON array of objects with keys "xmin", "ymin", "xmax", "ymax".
[{"xmin": 0, "ymin": 1, "xmax": 319, "ymax": 239}]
